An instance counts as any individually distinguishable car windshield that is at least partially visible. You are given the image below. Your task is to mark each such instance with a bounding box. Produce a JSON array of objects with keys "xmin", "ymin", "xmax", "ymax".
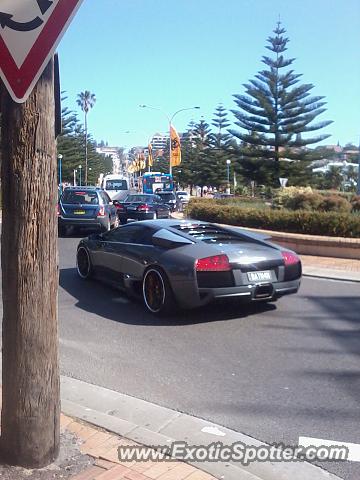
[
  {"xmin": 61, "ymin": 190, "xmax": 99, "ymax": 205},
  {"xmin": 174, "ymin": 224, "xmax": 241, "ymax": 244},
  {"xmin": 176, "ymin": 192, "xmax": 188, "ymax": 196},
  {"xmin": 158, "ymin": 193, "xmax": 176, "ymax": 201},
  {"xmin": 125, "ymin": 195, "xmax": 153, "ymax": 203},
  {"xmin": 105, "ymin": 179, "xmax": 128, "ymax": 190}
]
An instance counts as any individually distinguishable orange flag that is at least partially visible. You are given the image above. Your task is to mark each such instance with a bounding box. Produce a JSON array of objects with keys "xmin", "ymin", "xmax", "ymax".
[
  {"xmin": 170, "ymin": 125, "xmax": 181, "ymax": 167},
  {"xmin": 148, "ymin": 143, "xmax": 153, "ymax": 167}
]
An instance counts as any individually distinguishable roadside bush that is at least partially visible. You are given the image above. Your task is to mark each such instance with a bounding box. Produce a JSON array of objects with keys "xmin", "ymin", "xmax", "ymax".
[
  {"xmin": 316, "ymin": 189, "xmax": 354, "ymax": 201},
  {"xmin": 351, "ymin": 195, "xmax": 360, "ymax": 212},
  {"xmin": 284, "ymin": 192, "xmax": 323, "ymax": 211},
  {"xmin": 318, "ymin": 195, "xmax": 352, "ymax": 213},
  {"xmin": 186, "ymin": 199, "xmax": 360, "ymax": 238},
  {"xmin": 272, "ymin": 186, "xmax": 313, "ymax": 209}
]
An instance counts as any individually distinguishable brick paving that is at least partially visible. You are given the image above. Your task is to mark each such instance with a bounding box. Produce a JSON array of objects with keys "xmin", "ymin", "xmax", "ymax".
[{"xmin": 63, "ymin": 415, "xmax": 217, "ymax": 480}]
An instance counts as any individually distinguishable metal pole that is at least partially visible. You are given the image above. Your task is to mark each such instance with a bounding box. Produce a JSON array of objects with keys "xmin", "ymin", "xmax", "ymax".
[
  {"xmin": 227, "ymin": 164, "xmax": 230, "ymax": 183},
  {"xmin": 169, "ymin": 121, "xmax": 172, "ymax": 176},
  {"xmin": 79, "ymin": 168, "xmax": 82, "ymax": 186},
  {"xmin": 58, "ymin": 154, "xmax": 62, "ymax": 193},
  {"xmin": 140, "ymin": 105, "xmax": 199, "ymax": 177}
]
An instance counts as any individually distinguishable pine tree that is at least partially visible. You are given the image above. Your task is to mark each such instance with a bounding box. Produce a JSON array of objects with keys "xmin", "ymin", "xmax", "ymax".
[
  {"xmin": 57, "ymin": 105, "xmax": 112, "ymax": 185},
  {"xmin": 230, "ymin": 22, "xmax": 333, "ymax": 162},
  {"xmin": 188, "ymin": 119, "xmax": 212, "ymax": 188},
  {"xmin": 211, "ymin": 104, "xmax": 232, "ymax": 148}
]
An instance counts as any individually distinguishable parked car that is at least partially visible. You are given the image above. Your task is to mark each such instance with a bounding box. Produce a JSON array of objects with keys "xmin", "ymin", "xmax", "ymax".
[
  {"xmin": 113, "ymin": 193, "xmax": 170, "ymax": 224},
  {"xmin": 58, "ymin": 186, "xmax": 118, "ymax": 235},
  {"xmin": 176, "ymin": 191, "xmax": 190, "ymax": 202},
  {"xmin": 155, "ymin": 191, "xmax": 177, "ymax": 211},
  {"xmin": 76, "ymin": 219, "xmax": 302, "ymax": 315},
  {"xmin": 175, "ymin": 191, "xmax": 190, "ymax": 211}
]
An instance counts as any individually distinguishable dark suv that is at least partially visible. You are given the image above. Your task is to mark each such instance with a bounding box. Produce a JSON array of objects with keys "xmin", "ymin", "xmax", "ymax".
[
  {"xmin": 156, "ymin": 191, "xmax": 177, "ymax": 211},
  {"xmin": 58, "ymin": 186, "xmax": 118, "ymax": 235}
]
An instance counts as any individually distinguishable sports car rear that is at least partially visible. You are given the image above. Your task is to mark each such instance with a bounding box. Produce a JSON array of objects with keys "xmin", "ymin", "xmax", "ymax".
[{"xmin": 169, "ymin": 223, "xmax": 301, "ymax": 308}]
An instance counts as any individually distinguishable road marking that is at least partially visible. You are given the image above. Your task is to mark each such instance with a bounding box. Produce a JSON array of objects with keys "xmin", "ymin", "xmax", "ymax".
[
  {"xmin": 299, "ymin": 436, "xmax": 360, "ymax": 462},
  {"xmin": 201, "ymin": 426, "xmax": 226, "ymax": 437}
]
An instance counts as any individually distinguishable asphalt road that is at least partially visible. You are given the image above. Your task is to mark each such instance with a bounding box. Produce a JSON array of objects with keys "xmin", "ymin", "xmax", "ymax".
[{"xmin": 2, "ymin": 234, "xmax": 360, "ymax": 479}]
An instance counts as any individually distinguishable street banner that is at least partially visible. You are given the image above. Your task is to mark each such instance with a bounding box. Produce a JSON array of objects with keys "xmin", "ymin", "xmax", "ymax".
[
  {"xmin": 148, "ymin": 143, "xmax": 153, "ymax": 167},
  {"xmin": 170, "ymin": 125, "xmax": 181, "ymax": 167}
]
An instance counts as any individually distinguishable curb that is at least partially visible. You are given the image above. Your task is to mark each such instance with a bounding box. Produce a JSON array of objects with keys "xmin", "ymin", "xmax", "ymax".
[
  {"xmin": 302, "ymin": 268, "xmax": 360, "ymax": 283},
  {"xmin": 61, "ymin": 376, "xmax": 343, "ymax": 480}
]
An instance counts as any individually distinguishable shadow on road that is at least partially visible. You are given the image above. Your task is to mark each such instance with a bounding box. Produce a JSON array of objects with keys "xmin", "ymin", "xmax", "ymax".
[
  {"xmin": 266, "ymin": 295, "xmax": 360, "ymax": 357},
  {"xmin": 59, "ymin": 267, "xmax": 277, "ymax": 326}
]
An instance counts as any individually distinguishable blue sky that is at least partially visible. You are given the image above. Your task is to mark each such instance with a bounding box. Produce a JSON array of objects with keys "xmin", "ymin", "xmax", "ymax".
[{"xmin": 58, "ymin": 0, "xmax": 360, "ymax": 149}]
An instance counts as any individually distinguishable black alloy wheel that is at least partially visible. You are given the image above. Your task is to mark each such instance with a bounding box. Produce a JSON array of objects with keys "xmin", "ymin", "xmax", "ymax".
[
  {"xmin": 142, "ymin": 267, "xmax": 174, "ymax": 315},
  {"xmin": 76, "ymin": 246, "xmax": 92, "ymax": 279}
]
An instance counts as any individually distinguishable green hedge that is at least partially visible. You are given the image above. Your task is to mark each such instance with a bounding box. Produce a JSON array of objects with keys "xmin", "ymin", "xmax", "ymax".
[{"xmin": 186, "ymin": 200, "xmax": 360, "ymax": 238}]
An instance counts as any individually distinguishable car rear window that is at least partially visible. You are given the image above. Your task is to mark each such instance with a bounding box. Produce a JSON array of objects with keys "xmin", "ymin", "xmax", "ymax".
[
  {"xmin": 105, "ymin": 180, "xmax": 128, "ymax": 190},
  {"xmin": 61, "ymin": 190, "xmax": 99, "ymax": 205},
  {"xmin": 158, "ymin": 193, "xmax": 176, "ymax": 200},
  {"xmin": 173, "ymin": 224, "xmax": 241, "ymax": 244},
  {"xmin": 125, "ymin": 195, "xmax": 153, "ymax": 203}
]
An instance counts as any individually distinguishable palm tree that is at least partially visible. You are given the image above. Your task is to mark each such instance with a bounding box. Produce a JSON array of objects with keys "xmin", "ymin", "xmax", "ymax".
[{"xmin": 76, "ymin": 91, "xmax": 96, "ymax": 185}]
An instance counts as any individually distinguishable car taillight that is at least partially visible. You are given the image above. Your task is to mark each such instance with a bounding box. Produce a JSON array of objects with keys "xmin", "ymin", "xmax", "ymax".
[
  {"xmin": 195, "ymin": 254, "xmax": 231, "ymax": 272},
  {"xmin": 116, "ymin": 204, "xmax": 125, "ymax": 211},
  {"xmin": 282, "ymin": 251, "xmax": 299, "ymax": 266},
  {"xmin": 97, "ymin": 206, "xmax": 106, "ymax": 217},
  {"xmin": 57, "ymin": 204, "xmax": 61, "ymax": 216},
  {"xmin": 137, "ymin": 204, "xmax": 150, "ymax": 212}
]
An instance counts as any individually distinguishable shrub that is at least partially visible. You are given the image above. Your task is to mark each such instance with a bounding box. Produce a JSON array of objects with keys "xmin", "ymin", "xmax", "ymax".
[
  {"xmin": 351, "ymin": 195, "xmax": 360, "ymax": 212},
  {"xmin": 186, "ymin": 199, "xmax": 360, "ymax": 238},
  {"xmin": 272, "ymin": 186, "xmax": 313, "ymax": 209},
  {"xmin": 318, "ymin": 195, "xmax": 352, "ymax": 213},
  {"xmin": 284, "ymin": 192, "xmax": 323, "ymax": 211}
]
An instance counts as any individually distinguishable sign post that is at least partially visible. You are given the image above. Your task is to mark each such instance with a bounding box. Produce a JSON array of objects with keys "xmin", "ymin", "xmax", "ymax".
[{"xmin": 0, "ymin": 0, "xmax": 83, "ymax": 468}]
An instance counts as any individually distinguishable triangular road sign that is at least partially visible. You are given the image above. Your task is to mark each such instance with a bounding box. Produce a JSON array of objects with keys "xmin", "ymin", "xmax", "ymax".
[{"xmin": 0, "ymin": 0, "xmax": 83, "ymax": 103}]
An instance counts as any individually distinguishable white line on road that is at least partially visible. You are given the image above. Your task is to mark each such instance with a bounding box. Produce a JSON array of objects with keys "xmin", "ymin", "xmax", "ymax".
[{"xmin": 299, "ymin": 436, "xmax": 360, "ymax": 462}]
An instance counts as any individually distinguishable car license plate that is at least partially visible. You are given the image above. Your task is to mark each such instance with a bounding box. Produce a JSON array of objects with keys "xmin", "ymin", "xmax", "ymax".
[
  {"xmin": 73, "ymin": 210, "xmax": 85, "ymax": 215},
  {"xmin": 247, "ymin": 271, "xmax": 272, "ymax": 282}
]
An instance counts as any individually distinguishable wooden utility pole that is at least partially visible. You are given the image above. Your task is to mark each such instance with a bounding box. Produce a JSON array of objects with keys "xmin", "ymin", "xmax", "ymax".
[{"xmin": 0, "ymin": 58, "xmax": 60, "ymax": 468}]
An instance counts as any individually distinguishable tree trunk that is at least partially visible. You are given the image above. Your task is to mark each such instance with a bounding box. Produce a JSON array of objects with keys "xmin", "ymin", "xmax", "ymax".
[
  {"xmin": 0, "ymin": 58, "xmax": 60, "ymax": 468},
  {"xmin": 84, "ymin": 112, "xmax": 88, "ymax": 185}
]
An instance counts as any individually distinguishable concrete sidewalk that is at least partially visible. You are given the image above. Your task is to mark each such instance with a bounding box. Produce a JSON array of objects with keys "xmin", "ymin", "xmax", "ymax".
[
  {"xmin": 61, "ymin": 377, "xmax": 343, "ymax": 480},
  {"xmin": 300, "ymin": 254, "xmax": 360, "ymax": 282},
  {"xmin": 62, "ymin": 413, "xmax": 216, "ymax": 480}
]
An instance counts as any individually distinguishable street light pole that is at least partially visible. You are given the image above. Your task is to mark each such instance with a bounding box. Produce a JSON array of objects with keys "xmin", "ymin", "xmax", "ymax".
[
  {"xmin": 73, "ymin": 169, "xmax": 77, "ymax": 186},
  {"xmin": 58, "ymin": 154, "xmax": 63, "ymax": 193},
  {"xmin": 226, "ymin": 159, "xmax": 231, "ymax": 194},
  {"xmin": 139, "ymin": 105, "xmax": 200, "ymax": 176},
  {"xmin": 78, "ymin": 165, "xmax": 82, "ymax": 186}
]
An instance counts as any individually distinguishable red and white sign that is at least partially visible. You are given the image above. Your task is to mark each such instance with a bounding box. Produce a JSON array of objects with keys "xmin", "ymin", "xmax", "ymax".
[{"xmin": 0, "ymin": 0, "xmax": 83, "ymax": 103}]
